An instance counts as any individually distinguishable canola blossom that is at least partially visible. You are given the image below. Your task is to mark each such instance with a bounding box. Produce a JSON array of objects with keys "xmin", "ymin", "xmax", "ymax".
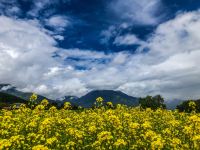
[{"xmin": 0, "ymin": 101, "xmax": 200, "ymax": 149}]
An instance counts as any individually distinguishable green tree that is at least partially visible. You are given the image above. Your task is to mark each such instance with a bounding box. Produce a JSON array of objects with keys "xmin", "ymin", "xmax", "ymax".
[
  {"xmin": 176, "ymin": 100, "xmax": 200, "ymax": 113},
  {"xmin": 139, "ymin": 95, "xmax": 166, "ymax": 110}
]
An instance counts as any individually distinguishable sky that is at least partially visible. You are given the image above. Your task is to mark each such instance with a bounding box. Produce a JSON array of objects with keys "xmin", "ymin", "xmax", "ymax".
[{"xmin": 0, "ymin": 0, "xmax": 200, "ymax": 100}]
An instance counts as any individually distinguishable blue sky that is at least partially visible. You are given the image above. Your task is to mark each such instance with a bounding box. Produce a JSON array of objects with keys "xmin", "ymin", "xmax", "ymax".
[{"xmin": 0, "ymin": 0, "xmax": 200, "ymax": 100}]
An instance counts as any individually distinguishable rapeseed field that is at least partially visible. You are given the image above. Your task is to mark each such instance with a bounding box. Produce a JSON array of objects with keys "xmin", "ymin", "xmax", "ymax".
[{"xmin": 0, "ymin": 97, "xmax": 200, "ymax": 150}]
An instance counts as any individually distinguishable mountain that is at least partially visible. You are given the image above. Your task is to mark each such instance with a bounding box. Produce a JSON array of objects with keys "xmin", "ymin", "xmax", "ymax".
[
  {"xmin": 0, "ymin": 85, "xmax": 139, "ymax": 108},
  {"xmin": 165, "ymin": 99, "xmax": 184, "ymax": 110},
  {"xmin": 0, "ymin": 92, "xmax": 27, "ymax": 108},
  {"xmin": 72, "ymin": 90, "xmax": 139, "ymax": 108},
  {"xmin": 0, "ymin": 84, "xmax": 53, "ymax": 103}
]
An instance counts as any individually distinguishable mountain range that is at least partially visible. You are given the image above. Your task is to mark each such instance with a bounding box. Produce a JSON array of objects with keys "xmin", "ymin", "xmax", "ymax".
[
  {"xmin": 0, "ymin": 84, "xmax": 139, "ymax": 108},
  {"xmin": 63, "ymin": 90, "xmax": 139, "ymax": 108},
  {"xmin": 0, "ymin": 84, "xmax": 183, "ymax": 109}
]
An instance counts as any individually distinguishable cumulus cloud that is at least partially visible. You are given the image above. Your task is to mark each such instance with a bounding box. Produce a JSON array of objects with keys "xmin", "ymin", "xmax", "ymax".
[
  {"xmin": 1, "ymin": 10, "xmax": 200, "ymax": 100},
  {"xmin": 117, "ymin": 10, "xmax": 200, "ymax": 99},
  {"xmin": 0, "ymin": 16, "xmax": 73, "ymax": 98},
  {"xmin": 109, "ymin": 0, "xmax": 163, "ymax": 25},
  {"xmin": 0, "ymin": 16, "xmax": 111, "ymax": 98},
  {"xmin": 89, "ymin": 10, "xmax": 200, "ymax": 100}
]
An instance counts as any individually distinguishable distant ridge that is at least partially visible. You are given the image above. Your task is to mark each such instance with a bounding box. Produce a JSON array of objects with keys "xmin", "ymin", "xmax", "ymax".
[
  {"xmin": 0, "ymin": 84, "xmax": 53, "ymax": 103},
  {"xmin": 0, "ymin": 84, "xmax": 189, "ymax": 109},
  {"xmin": 74, "ymin": 90, "xmax": 139, "ymax": 107},
  {"xmin": 0, "ymin": 92, "xmax": 27, "ymax": 104}
]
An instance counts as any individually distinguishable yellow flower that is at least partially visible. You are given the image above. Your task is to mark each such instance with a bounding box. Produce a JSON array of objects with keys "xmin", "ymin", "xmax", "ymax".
[
  {"xmin": 1, "ymin": 95, "xmax": 200, "ymax": 149},
  {"xmin": 151, "ymin": 137, "xmax": 164, "ymax": 149},
  {"xmin": 32, "ymin": 145, "xmax": 49, "ymax": 150},
  {"xmin": 64, "ymin": 102, "xmax": 72, "ymax": 110},
  {"xmin": 130, "ymin": 122, "xmax": 140, "ymax": 129},
  {"xmin": 97, "ymin": 131, "xmax": 113, "ymax": 142},
  {"xmin": 142, "ymin": 121, "xmax": 152, "ymax": 129},
  {"xmin": 170, "ymin": 138, "xmax": 181, "ymax": 147},
  {"xmin": 30, "ymin": 93, "xmax": 38, "ymax": 101},
  {"xmin": 106, "ymin": 102, "xmax": 113, "ymax": 108},
  {"xmin": 189, "ymin": 115, "xmax": 200, "ymax": 122},
  {"xmin": 41, "ymin": 99, "xmax": 49, "ymax": 106},
  {"xmin": 188, "ymin": 101, "xmax": 196, "ymax": 110},
  {"xmin": 88, "ymin": 125, "xmax": 97, "ymax": 133},
  {"xmin": 193, "ymin": 135, "xmax": 200, "ymax": 141},
  {"xmin": 0, "ymin": 139, "xmax": 12, "ymax": 149},
  {"xmin": 35, "ymin": 105, "xmax": 45, "ymax": 110},
  {"xmin": 169, "ymin": 120, "xmax": 180, "ymax": 127},
  {"xmin": 114, "ymin": 139, "xmax": 127, "ymax": 147},
  {"xmin": 46, "ymin": 137, "xmax": 58, "ymax": 145},
  {"xmin": 49, "ymin": 106, "xmax": 57, "ymax": 112},
  {"xmin": 66, "ymin": 141, "xmax": 76, "ymax": 150},
  {"xmin": 193, "ymin": 135, "xmax": 200, "ymax": 149},
  {"xmin": 144, "ymin": 130, "xmax": 157, "ymax": 140},
  {"xmin": 96, "ymin": 97, "xmax": 104, "ymax": 103}
]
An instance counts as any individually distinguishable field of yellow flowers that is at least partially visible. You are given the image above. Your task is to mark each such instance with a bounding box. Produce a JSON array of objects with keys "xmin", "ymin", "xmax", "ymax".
[{"xmin": 1, "ymin": 98, "xmax": 200, "ymax": 150}]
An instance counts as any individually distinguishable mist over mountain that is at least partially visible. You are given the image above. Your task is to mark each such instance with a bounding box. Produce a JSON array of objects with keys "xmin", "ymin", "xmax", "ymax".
[
  {"xmin": 0, "ymin": 84, "xmax": 53, "ymax": 103},
  {"xmin": 0, "ymin": 84, "xmax": 192, "ymax": 109},
  {"xmin": 0, "ymin": 84, "xmax": 139, "ymax": 107},
  {"xmin": 165, "ymin": 99, "xmax": 184, "ymax": 110}
]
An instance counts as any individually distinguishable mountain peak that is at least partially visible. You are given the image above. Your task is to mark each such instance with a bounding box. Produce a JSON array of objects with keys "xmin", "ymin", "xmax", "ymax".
[{"xmin": 75, "ymin": 89, "xmax": 138, "ymax": 107}]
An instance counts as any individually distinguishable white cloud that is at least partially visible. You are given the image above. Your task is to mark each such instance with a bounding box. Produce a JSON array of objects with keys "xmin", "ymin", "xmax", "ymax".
[
  {"xmin": 0, "ymin": 0, "xmax": 21, "ymax": 17},
  {"xmin": 0, "ymin": 16, "xmax": 58, "ymax": 97},
  {"xmin": 148, "ymin": 11, "xmax": 200, "ymax": 57},
  {"xmin": 0, "ymin": 85, "xmax": 13, "ymax": 91},
  {"xmin": 27, "ymin": 0, "xmax": 71, "ymax": 17},
  {"xmin": 1, "ymin": 10, "xmax": 200, "ymax": 101},
  {"xmin": 117, "ymin": 10, "xmax": 200, "ymax": 99},
  {"xmin": 100, "ymin": 24, "xmax": 133, "ymax": 45},
  {"xmin": 100, "ymin": 26, "xmax": 117, "ymax": 44},
  {"xmin": 109, "ymin": 0, "xmax": 163, "ymax": 25},
  {"xmin": 0, "ymin": 16, "xmax": 109, "ymax": 98},
  {"xmin": 53, "ymin": 35, "xmax": 65, "ymax": 41},
  {"xmin": 46, "ymin": 15, "xmax": 71, "ymax": 32},
  {"xmin": 113, "ymin": 34, "xmax": 144, "ymax": 46},
  {"xmin": 27, "ymin": 0, "xmax": 56, "ymax": 17}
]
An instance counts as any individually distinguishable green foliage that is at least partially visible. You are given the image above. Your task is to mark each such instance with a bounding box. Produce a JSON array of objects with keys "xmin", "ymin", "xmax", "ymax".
[
  {"xmin": 0, "ymin": 102, "xmax": 10, "ymax": 109},
  {"xmin": 176, "ymin": 100, "xmax": 200, "ymax": 113},
  {"xmin": 139, "ymin": 95, "xmax": 166, "ymax": 110}
]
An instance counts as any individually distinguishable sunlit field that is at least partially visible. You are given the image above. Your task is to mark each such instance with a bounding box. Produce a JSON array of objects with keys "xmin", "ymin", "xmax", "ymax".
[{"xmin": 1, "ymin": 97, "xmax": 200, "ymax": 150}]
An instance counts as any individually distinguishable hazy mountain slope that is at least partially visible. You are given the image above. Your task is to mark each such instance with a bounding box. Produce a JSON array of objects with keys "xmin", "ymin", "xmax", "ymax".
[
  {"xmin": 165, "ymin": 99, "xmax": 184, "ymax": 110},
  {"xmin": 0, "ymin": 84, "xmax": 53, "ymax": 103},
  {"xmin": 0, "ymin": 92, "xmax": 27, "ymax": 104}
]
